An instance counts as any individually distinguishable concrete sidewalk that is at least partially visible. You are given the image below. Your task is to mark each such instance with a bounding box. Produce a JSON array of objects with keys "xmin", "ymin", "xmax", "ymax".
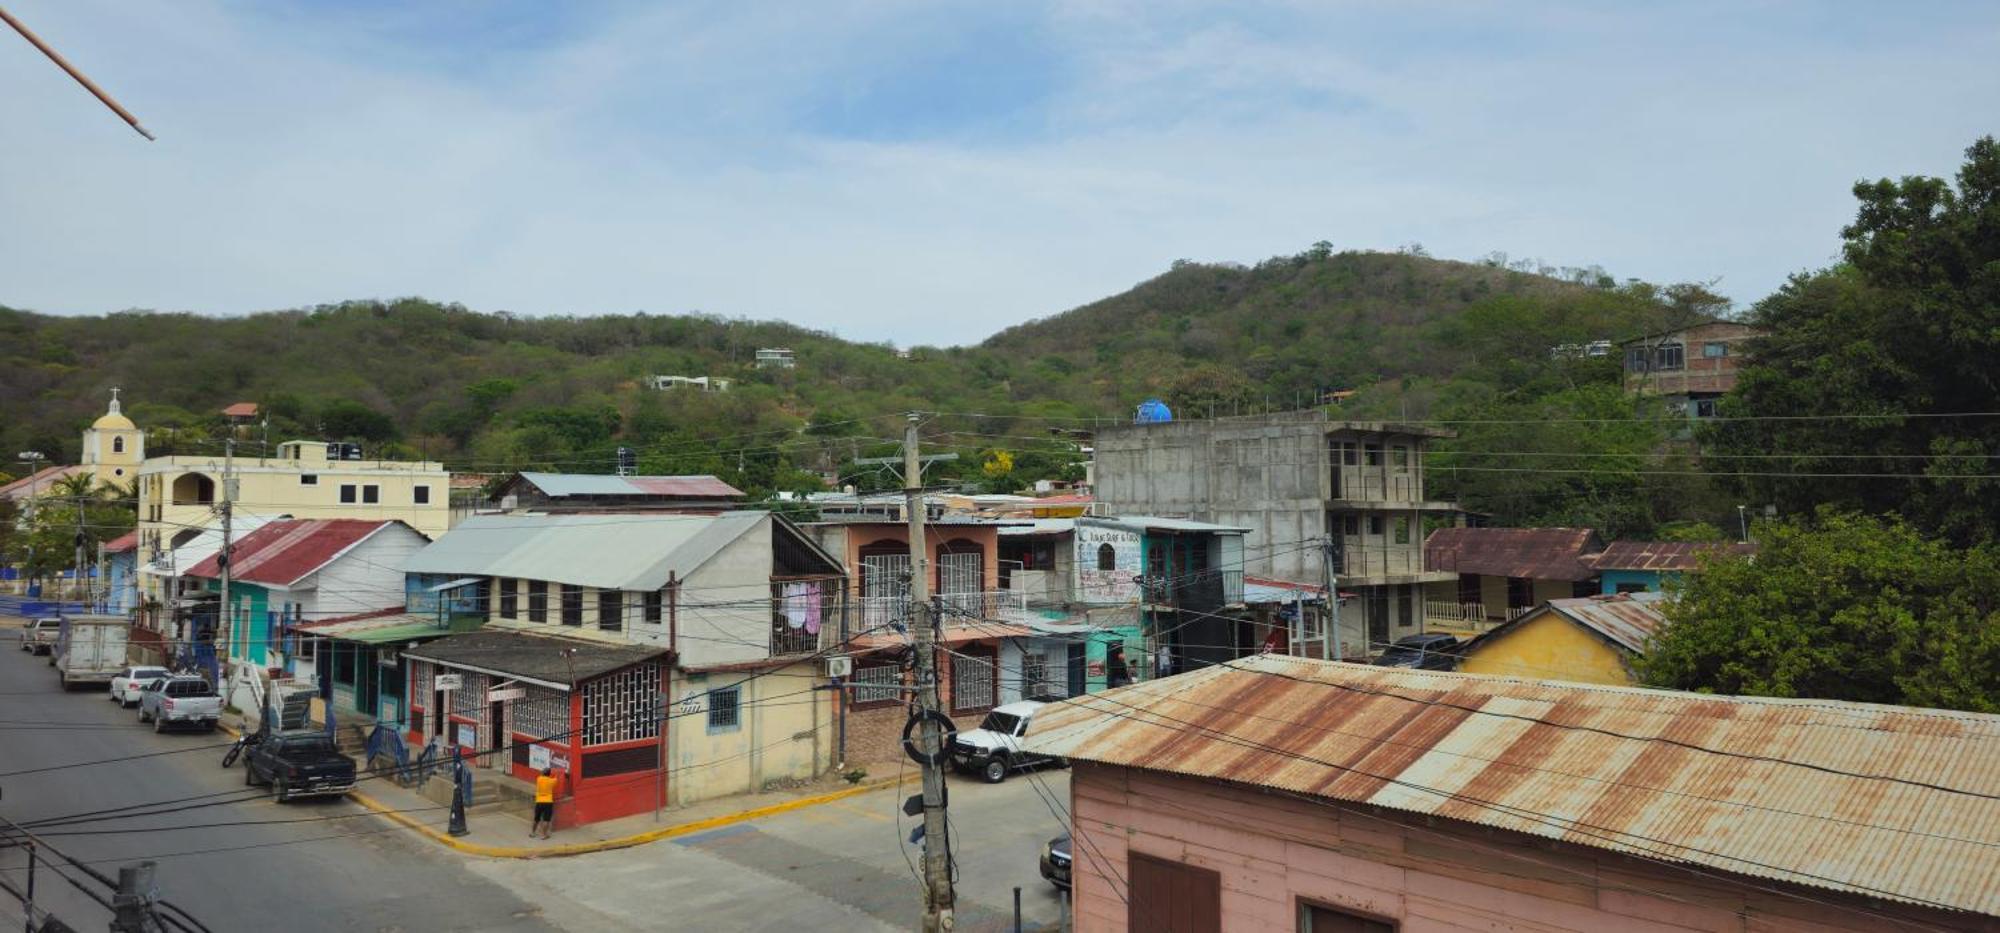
[{"xmin": 351, "ymin": 767, "xmax": 917, "ymax": 859}]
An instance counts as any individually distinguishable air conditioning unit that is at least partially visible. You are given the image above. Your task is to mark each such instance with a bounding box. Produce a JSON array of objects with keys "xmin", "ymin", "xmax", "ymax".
[{"xmin": 826, "ymin": 655, "xmax": 852, "ymax": 679}]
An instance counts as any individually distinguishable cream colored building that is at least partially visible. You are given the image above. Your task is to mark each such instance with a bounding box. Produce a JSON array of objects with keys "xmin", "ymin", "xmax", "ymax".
[
  {"xmin": 82, "ymin": 388, "xmax": 146, "ymax": 487},
  {"xmin": 135, "ymin": 440, "xmax": 448, "ymax": 605}
]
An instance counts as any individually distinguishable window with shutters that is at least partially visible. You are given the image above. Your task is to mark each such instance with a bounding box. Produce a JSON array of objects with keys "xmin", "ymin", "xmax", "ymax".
[
  {"xmin": 644, "ymin": 589, "xmax": 663, "ymax": 626},
  {"xmin": 561, "ymin": 584, "xmax": 583, "ymax": 626},
  {"xmin": 527, "ymin": 580, "xmax": 548, "ymax": 622},
  {"xmin": 498, "ymin": 579, "xmax": 517, "ymax": 619},
  {"xmin": 1128, "ymin": 854, "xmax": 1221, "ymax": 933},
  {"xmin": 599, "ymin": 591, "xmax": 623, "ymax": 632}
]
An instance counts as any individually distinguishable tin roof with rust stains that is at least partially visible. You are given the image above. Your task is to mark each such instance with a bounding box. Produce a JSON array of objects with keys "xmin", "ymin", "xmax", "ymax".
[
  {"xmin": 1425, "ymin": 526, "xmax": 1605, "ymax": 582},
  {"xmin": 1587, "ymin": 539, "xmax": 1756, "ymax": 572},
  {"xmin": 1024, "ymin": 656, "xmax": 2000, "ymax": 917}
]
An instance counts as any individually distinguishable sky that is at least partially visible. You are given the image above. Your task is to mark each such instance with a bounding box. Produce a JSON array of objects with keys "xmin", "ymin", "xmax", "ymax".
[{"xmin": 2, "ymin": 1, "xmax": 1996, "ymax": 346}]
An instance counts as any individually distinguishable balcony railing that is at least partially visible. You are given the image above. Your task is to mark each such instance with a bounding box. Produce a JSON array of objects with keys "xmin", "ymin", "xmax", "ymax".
[
  {"xmin": 856, "ymin": 590, "xmax": 1029, "ymax": 632},
  {"xmin": 771, "ymin": 576, "xmax": 845, "ymax": 656},
  {"xmin": 1143, "ymin": 569, "xmax": 1244, "ymax": 614}
]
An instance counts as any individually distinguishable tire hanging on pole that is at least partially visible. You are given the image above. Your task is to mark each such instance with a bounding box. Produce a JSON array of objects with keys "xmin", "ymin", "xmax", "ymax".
[{"xmin": 901, "ymin": 708, "xmax": 958, "ymax": 766}]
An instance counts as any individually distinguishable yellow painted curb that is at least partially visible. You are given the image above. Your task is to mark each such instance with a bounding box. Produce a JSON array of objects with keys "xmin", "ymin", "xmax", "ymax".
[{"xmin": 350, "ymin": 772, "xmax": 919, "ymax": 860}]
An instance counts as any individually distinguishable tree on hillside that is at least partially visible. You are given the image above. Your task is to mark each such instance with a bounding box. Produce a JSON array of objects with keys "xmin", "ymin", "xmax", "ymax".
[
  {"xmin": 1705, "ymin": 136, "xmax": 2000, "ymax": 545},
  {"xmin": 1637, "ymin": 510, "xmax": 2000, "ymax": 712}
]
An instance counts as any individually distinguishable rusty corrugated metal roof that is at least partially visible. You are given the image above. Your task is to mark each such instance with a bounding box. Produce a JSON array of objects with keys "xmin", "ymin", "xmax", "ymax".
[
  {"xmin": 1463, "ymin": 591, "xmax": 1669, "ymax": 656},
  {"xmin": 1424, "ymin": 526, "xmax": 1605, "ymax": 581},
  {"xmin": 1588, "ymin": 540, "xmax": 1756, "ymax": 572},
  {"xmin": 1024, "ymin": 657, "xmax": 2000, "ymax": 917}
]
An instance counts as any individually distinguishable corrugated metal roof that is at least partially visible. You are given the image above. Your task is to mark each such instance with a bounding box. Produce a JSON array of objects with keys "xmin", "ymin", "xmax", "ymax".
[
  {"xmin": 402, "ymin": 511, "xmax": 767, "ymax": 591},
  {"xmin": 183, "ymin": 519, "xmax": 404, "ymax": 587},
  {"xmin": 101, "ymin": 531, "xmax": 140, "ymax": 554},
  {"xmin": 404, "ymin": 629, "xmax": 666, "ymax": 688},
  {"xmin": 1424, "ymin": 526, "xmax": 1605, "ymax": 582},
  {"xmin": 1024, "ymin": 656, "xmax": 2000, "ymax": 917},
  {"xmin": 1589, "ymin": 540, "xmax": 1757, "ymax": 571},
  {"xmin": 140, "ymin": 513, "xmax": 286, "ymax": 579},
  {"xmin": 514, "ymin": 472, "xmax": 744, "ymax": 499},
  {"xmin": 997, "ymin": 519, "xmax": 1075, "ymax": 537},
  {"xmin": 1111, "ymin": 516, "xmax": 1252, "ymax": 535},
  {"xmin": 1463, "ymin": 590, "xmax": 1669, "ymax": 656}
]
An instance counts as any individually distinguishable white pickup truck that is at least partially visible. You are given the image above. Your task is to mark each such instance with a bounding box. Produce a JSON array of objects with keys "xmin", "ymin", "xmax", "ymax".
[
  {"xmin": 53, "ymin": 615, "xmax": 133, "ymax": 690},
  {"xmin": 138, "ymin": 676, "xmax": 222, "ymax": 733}
]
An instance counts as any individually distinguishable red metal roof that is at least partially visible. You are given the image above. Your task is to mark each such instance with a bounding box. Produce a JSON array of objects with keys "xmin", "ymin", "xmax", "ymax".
[
  {"xmin": 183, "ymin": 519, "xmax": 400, "ymax": 587},
  {"xmin": 101, "ymin": 530, "xmax": 141, "ymax": 554},
  {"xmin": 1588, "ymin": 540, "xmax": 1756, "ymax": 572},
  {"xmin": 625, "ymin": 475, "xmax": 745, "ymax": 498},
  {"xmin": 1026, "ymin": 656, "xmax": 2000, "ymax": 918},
  {"xmin": 1424, "ymin": 526, "xmax": 1605, "ymax": 582},
  {"xmin": 221, "ymin": 402, "xmax": 259, "ymax": 418}
]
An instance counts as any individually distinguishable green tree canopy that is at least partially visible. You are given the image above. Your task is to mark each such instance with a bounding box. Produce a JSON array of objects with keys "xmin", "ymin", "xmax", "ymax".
[
  {"xmin": 1705, "ymin": 136, "xmax": 2000, "ymax": 545},
  {"xmin": 1638, "ymin": 510, "xmax": 2000, "ymax": 712}
]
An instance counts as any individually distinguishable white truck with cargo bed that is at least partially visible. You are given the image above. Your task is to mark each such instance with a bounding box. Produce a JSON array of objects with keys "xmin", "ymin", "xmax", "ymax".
[{"xmin": 53, "ymin": 615, "xmax": 133, "ymax": 689}]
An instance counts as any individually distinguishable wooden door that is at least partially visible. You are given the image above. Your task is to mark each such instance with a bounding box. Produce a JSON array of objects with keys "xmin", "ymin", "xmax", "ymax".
[{"xmin": 1128, "ymin": 853, "xmax": 1221, "ymax": 933}]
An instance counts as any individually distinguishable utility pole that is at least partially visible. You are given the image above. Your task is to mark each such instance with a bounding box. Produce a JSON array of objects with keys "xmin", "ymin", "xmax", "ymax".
[
  {"xmin": 217, "ymin": 439, "xmax": 234, "ymax": 685},
  {"xmin": 904, "ymin": 412, "xmax": 954, "ymax": 932},
  {"xmin": 73, "ymin": 482, "xmax": 88, "ymax": 605},
  {"xmin": 108, "ymin": 861, "xmax": 164, "ymax": 932},
  {"xmin": 1321, "ymin": 535, "xmax": 1341, "ymax": 661}
]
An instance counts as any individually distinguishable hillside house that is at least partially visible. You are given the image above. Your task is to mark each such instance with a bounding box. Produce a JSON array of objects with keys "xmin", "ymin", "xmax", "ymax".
[
  {"xmin": 755, "ymin": 347, "xmax": 795, "ymax": 369},
  {"xmin": 1620, "ymin": 319, "xmax": 1762, "ymax": 419},
  {"xmin": 1025, "ymin": 657, "xmax": 2000, "ymax": 932},
  {"xmin": 399, "ymin": 511, "xmax": 847, "ymax": 824},
  {"xmin": 1454, "ymin": 590, "xmax": 1668, "ymax": 685}
]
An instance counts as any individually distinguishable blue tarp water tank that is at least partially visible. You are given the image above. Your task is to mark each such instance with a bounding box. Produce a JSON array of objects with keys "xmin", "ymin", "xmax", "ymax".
[{"xmin": 1135, "ymin": 398, "xmax": 1173, "ymax": 424}]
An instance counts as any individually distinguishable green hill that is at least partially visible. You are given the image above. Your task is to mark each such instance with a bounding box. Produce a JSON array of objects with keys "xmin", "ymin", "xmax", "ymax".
[{"xmin": 0, "ymin": 247, "xmax": 1706, "ymax": 504}]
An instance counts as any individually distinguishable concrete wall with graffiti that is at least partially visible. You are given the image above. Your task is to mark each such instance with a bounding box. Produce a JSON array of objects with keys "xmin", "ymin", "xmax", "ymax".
[{"xmin": 1073, "ymin": 519, "xmax": 1141, "ymax": 605}]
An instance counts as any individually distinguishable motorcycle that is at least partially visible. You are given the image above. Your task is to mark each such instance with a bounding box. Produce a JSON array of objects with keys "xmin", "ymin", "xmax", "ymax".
[{"xmin": 220, "ymin": 729, "xmax": 263, "ymax": 769}]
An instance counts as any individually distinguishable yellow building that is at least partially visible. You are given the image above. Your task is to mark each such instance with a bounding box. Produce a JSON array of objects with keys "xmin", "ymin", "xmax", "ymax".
[
  {"xmin": 1453, "ymin": 591, "xmax": 1667, "ymax": 686},
  {"xmin": 81, "ymin": 388, "xmax": 146, "ymax": 487},
  {"xmin": 135, "ymin": 440, "xmax": 449, "ymax": 605}
]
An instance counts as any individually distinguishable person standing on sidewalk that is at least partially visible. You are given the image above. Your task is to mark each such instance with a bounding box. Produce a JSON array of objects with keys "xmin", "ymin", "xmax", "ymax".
[{"xmin": 531, "ymin": 768, "xmax": 560, "ymax": 839}]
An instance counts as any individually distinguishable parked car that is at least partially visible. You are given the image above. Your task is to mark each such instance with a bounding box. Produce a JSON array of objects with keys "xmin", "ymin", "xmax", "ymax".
[
  {"xmin": 137, "ymin": 676, "xmax": 222, "ymax": 733},
  {"xmin": 949, "ymin": 701, "xmax": 1066, "ymax": 783},
  {"xmin": 243, "ymin": 730, "xmax": 357, "ymax": 802},
  {"xmin": 1040, "ymin": 833, "xmax": 1072, "ymax": 890},
  {"xmin": 109, "ymin": 665, "xmax": 172, "ymax": 707},
  {"xmin": 20, "ymin": 618, "xmax": 60, "ymax": 655},
  {"xmin": 1373, "ymin": 632, "xmax": 1460, "ymax": 670}
]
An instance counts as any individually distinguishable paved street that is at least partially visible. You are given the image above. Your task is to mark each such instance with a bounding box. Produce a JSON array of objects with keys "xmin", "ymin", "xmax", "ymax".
[
  {"xmin": 0, "ymin": 628, "xmax": 1072, "ymax": 932},
  {"xmin": 465, "ymin": 761, "xmax": 1073, "ymax": 932},
  {"xmin": 0, "ymin": 631, "xmax": 559, "ymax": 933}
]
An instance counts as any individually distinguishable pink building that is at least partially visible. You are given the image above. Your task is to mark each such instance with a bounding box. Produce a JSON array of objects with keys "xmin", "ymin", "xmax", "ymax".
[{"xmin": 1025, "ymin": 657, "xmax": 2000, "ymax": 932}]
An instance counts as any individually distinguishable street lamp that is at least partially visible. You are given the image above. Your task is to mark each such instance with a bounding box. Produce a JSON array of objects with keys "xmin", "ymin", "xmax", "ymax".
[
  {"xmin": 1736, "ymin": 504, "xmax": 1749, "ymax": 544},
  {"xmin": 16, "ymin": 451, "xmax": 46, "ymax": 592}
]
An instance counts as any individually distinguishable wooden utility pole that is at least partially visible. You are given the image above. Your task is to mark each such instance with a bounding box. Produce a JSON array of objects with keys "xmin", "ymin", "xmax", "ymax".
[
  {"xmin": 904, "ymin": 412, "xmax": 954, "ymax": 931},
  {"xmin": 1322, "ymin": 535, "xmax": 1341, "ymax": 661},
  {"xmin": 217, "ymin": 439, "xmax": 234, "ymax": 680}
]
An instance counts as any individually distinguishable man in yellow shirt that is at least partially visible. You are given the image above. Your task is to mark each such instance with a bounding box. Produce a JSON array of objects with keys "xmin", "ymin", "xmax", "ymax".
[{"xmin": 532, "ymin": 768, "xmax": 560, "ymax": 839}]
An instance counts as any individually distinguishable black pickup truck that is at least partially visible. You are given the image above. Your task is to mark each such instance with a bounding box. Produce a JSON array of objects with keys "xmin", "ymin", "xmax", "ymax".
[{"xmin": 243, "ymin": 730, "xmax": 357, "ymax": 802}]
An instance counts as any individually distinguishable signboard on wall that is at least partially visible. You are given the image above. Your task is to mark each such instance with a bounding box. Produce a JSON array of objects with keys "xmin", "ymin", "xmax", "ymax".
[
  {"xmin": 528, "ymin": 743, "xmax": 551, "ymax": 771},
  {"xmin": 487, "ymin": 687, "xmax": 525, "ymax": 703},
  {"xmin": 1074, "ymin": 521, "xmax": 1142, "ymax": 604},
  {"xmin": 675, "ymin": 688, "xmax": 707, "ymax": 717},
  {"xmin": 435, "ymin": 673, "xmax": 463, "ymax": 692},
  {"xmin": 456, "ymin": 724, "xmax": 476, "ymax": 749}
]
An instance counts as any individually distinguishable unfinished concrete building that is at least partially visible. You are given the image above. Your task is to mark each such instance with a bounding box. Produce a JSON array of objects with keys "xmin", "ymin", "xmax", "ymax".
[{"xmin": 1093, "ymin": 411, "xmax": 1460, "ymax": 654}]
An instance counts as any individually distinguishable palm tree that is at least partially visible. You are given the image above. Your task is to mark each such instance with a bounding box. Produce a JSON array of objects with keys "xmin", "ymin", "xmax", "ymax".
[{"xmin": 50, "ymin": 472, "xmax": 98, "ymax": 502}]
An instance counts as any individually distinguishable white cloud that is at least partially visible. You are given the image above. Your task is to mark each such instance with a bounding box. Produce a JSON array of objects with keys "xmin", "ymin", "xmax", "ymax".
[{"xmin": 1, "ymin": 0, "xmax": 1994, "ymax": 344}]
